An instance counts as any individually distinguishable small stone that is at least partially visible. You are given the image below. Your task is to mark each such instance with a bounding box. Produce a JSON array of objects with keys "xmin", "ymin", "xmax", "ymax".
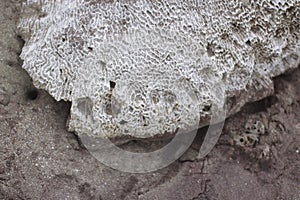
[
  {"xmin": 286, "ymin": 97, "xmax": 293, "ymax": 106},
  {"xmin": 0, "ymin": 92, "xmax": 10, "ymax": 105}
]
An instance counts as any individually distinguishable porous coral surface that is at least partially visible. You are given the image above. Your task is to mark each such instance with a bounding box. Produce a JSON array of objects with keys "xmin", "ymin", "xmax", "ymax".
[{"xmin": 18, "ymin": 0, "xmax": 300, "ymax": 138}]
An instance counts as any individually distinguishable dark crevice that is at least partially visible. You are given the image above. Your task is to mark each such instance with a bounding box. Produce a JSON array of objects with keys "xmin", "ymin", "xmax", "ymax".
[
  {"xmin": 15, "ymin": 34, "xmax": 25, "ymax": 56},
  {"xmin": 109, "ymin": 81, "xmax": 116, "ymax": 89},
  {"xmin": 16, "ymin": 34, "xmax": 25, "ymax": 47},
  {"xmin": 245, "ymin": 40, "xmax": 251, "ymax": 46},
  {"xmin": 241, "ymin": 95, "xmax": 278, "ymax": 114},
  {"xmin": 70, "ymin": 132, "xmax": 86, "ymax": 151},
  {"xmin": 26, "ymin": 89, "xmax": 39, "ymax": 100},
  {"xmin": 55, "ymin": 100, "xmax": 71, "ymax": 124}
]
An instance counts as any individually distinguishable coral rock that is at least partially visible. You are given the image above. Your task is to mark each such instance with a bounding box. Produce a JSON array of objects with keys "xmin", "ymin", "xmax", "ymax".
[{"xmin": 18, "ymin": 0, "xmax": 300, "ymax": 139}]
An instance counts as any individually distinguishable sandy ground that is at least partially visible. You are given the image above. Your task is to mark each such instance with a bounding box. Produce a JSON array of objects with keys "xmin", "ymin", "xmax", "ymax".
[{"xmin": 0, "ymin": 1, "xmax": 299, "ymax": 199}]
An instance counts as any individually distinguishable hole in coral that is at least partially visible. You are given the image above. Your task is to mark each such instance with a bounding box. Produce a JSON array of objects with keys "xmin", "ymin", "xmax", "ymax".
[
  {"xmin": 26, "ymin": 89, "xmax": 39, "ymax": 100},
  {"xmin": 245, "ymin": 40, "xmax": 251, "ymax": 46},
  {"xmin": 110, "ymin": 81, "xmax": 116, "ymax": 89},
  {"xmin": 38, "ymin": 12, "xmax": 47, "ymax": 18},
  {"xmin": 88, "ymin": 47, "xmax": 93, "ymax": 51},
  {"xmin": 202, "ymin": 104, "xmax": 212, "ymax": 112},
  {"xmin": 129, "ymin": 106, "xmax": 133, "ymax": 112},
  {"xmin": 140, "ymin": 115, "xmax": 149, "ymax": 126},
  {"xmin": 120, "ymin": 120, "xmax": 127, "ymax": 125},
  {"xmin": 247, "ymin": 136, "xmax": 254, "ymax": 144}
]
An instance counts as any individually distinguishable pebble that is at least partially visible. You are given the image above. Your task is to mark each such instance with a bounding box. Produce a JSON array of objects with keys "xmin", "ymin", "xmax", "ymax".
[
  {"xmin": 0, "ymin": 85, "xmax": 11, "ymax": 105},
  {"xmin": 286, "ymin": 97, "xmax": 293, "ymax": 106},
  {"xmin": 0, "ymin": 92, "xmax": 10, "ymax": 106}
]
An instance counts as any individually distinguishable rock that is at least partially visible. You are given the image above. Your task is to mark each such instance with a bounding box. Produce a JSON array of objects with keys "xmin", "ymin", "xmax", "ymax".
[
  {"xmin": 17, "ymin": 0, "xmax": 300, "ymax": 139},
  {"xmin": 0, "ymin": 88, "xmax": 10, "ymax": 106}
]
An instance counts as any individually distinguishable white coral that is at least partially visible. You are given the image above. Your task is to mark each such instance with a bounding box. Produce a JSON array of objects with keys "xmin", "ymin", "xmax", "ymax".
[{"xmin": 18, "ymin": 0, "xmax": 300, "ymax": 138}]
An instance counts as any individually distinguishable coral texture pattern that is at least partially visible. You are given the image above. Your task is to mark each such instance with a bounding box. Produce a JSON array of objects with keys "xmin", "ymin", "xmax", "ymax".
[{"xmin": 18, "ymin": 0, "xmax": 299, "ymax": 139}]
